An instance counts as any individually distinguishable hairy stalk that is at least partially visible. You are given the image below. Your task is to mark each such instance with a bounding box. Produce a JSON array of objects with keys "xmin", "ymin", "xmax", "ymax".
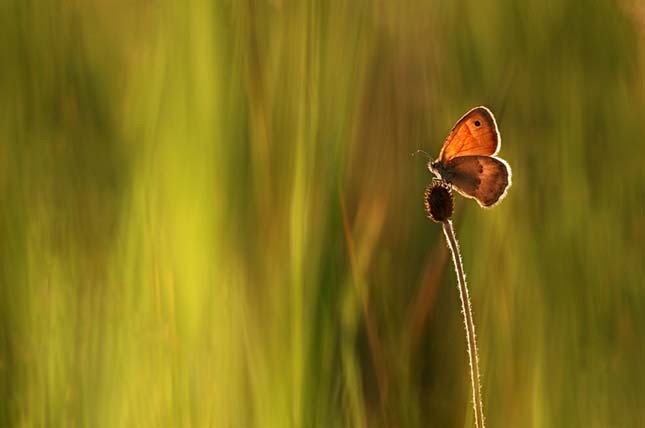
[{"xmin": 442, "ymin": 220, "xmax": 485, "ymax": 428}]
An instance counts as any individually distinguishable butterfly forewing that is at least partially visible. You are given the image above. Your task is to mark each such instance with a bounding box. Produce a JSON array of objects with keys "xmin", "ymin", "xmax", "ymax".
[
  {"xmin": 439, "ymin": 107, "xmax": 500, "ymax": 162},
  {"xmin": 447, "ymin": 156, "xmax": 511, "ymax": 207}
]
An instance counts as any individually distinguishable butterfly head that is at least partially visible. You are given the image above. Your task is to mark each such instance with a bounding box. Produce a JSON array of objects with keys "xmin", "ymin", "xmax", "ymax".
[{"xmin": 429, "ymin": 160, "xmax": 446, "ymax": 180}]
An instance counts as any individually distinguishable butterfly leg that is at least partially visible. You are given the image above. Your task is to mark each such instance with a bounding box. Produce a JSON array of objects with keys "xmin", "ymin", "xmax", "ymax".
[{"xmin": 432, "ymin": 177, "xmax": 451, "ymax": 189}]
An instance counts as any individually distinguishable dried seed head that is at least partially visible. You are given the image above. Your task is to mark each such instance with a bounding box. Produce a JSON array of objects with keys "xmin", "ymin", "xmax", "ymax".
[{"xmin": 424, "ymin": 180, "xmax": 454, "ymax": 223}]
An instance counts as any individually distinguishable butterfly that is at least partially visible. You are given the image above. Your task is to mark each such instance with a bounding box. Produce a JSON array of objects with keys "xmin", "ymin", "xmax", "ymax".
[{"xmin": 427, "ymin": 106, "xmax": 511, "ymax": 208}]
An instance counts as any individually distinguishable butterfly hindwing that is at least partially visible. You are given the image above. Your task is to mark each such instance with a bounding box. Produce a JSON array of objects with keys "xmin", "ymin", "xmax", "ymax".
[
  {"xmin": 439, "ymin": 106, "xmax": 500, "ymax": 162},
  {"xmin": 445, "ymin": 156, "xmax": 511, "ymax": 207}
]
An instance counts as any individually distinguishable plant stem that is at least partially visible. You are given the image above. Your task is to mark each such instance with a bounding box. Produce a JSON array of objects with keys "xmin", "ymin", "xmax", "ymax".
[{"xmin": 442, "ymin": 220, "xmax": 485, "ymax": 428}]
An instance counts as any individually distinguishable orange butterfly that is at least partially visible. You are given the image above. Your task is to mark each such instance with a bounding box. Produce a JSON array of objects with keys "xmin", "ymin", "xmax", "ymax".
[{"xmin": 428, "ymin": 106, "xmax": 511, "ymax": 208}]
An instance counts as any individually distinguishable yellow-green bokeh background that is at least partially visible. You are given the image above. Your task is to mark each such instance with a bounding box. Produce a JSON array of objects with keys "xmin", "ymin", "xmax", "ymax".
[{"xmin": 1, "ymin": 1, "xmax": 645, "ymax": 427}]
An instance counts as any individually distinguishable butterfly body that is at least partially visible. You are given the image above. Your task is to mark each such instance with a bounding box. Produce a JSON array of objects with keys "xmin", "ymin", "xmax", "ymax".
[
  {"xmin": 429, "ymin": 159, "xmax": 459, "ymax": 182},
  {"xmin": 427, "ymin": 106, "xmax": 511, "ymax": 208}
]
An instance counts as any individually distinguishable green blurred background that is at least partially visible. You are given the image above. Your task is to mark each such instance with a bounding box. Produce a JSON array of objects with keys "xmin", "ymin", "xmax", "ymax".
[{"xmin": 1, "ymin": 0, "xmax": 644, "ymax": 427}]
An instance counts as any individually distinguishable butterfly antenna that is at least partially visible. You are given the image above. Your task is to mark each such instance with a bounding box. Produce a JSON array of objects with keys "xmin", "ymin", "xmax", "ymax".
[{"xmin": 413, "ymin": 149, "xmax": 431, "ymax": 159}]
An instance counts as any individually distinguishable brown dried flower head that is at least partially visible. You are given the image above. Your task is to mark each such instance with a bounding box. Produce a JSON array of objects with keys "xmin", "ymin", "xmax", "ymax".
[{"xmin": 424, "ymin": 180, "xmax": 453, "ymax": 223}]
